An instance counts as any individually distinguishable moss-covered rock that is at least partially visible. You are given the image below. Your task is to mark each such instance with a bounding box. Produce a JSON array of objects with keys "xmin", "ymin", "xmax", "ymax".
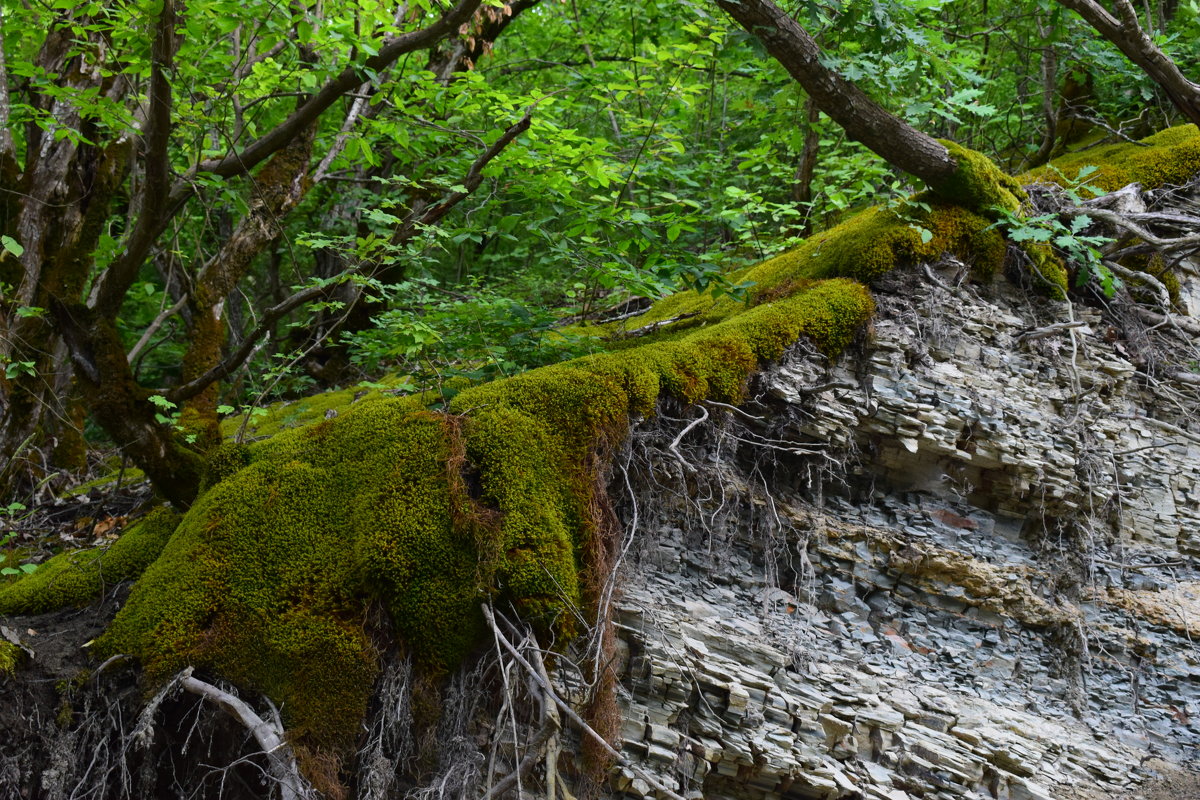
[{"xmin": 0, "ymin": 508, "xmax": 181, "ymax": 615}]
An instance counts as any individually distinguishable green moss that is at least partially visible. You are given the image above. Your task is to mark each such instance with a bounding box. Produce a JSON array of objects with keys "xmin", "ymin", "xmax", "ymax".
[
  {"xmin": 1023, "ymin": 242, "xmax": 1069, "ymax": 298},
  {"xmin": 935, "ymin": 140, "xmax": 1027, "ymax": 215},
  {"xmin": 218, "ymin": 378, "xmax": 420, "ymax": 441},
  {"xmin": 0, "ymin": 640, "xmax": 21, "ymax": 677},
  {"xmin": 608, "ymin": 202, "xmax": 1003, "ymax": 337},
  {"xmin": 200, "ymin": 441, "xmax": 249, "ymax": 493},
  {"xmin": 0, "ymin": 508, "xmax": 181, "ymax": 615},
  {"xmin": 1020, "ymin": 124, "xmax": 1200, "ymax": 191}
]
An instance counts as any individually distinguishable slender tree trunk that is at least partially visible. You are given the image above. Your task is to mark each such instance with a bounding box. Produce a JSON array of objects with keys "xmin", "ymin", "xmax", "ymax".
[
  {"xmin": 178, "ymin": 124, "xmax": 317, "ymax": 444},
  {"xmin": 792, "ymin": 97, "xmax": 822, "ymax": 236},
  {"xmin": 1029, "ymin": 19, "xmax": 1061, "ymax": 169}
]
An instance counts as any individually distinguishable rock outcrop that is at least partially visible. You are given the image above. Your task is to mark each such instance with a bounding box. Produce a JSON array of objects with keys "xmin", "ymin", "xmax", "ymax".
[{"xmin": 606, "ymin": 268, "xmax": 1200, "ymax": 800}]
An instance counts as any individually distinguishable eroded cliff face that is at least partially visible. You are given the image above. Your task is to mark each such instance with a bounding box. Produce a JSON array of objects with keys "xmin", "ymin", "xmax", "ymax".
[{"xmin": 605, "ymin": 267, "xmax": 1200, "ymax": 800}]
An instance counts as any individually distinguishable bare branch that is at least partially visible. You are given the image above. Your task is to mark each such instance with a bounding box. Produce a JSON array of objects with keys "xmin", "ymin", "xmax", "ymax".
[
  {"xmin": 312, "ymin": 83, "xmax": 373, "ymax": 185},
  {"xmin": 179, "ymin": 669, "xmax": 314, "ymax": 800},
  {"xmin": 167, "ymin": 281, "xmax": 339, "ymax": 404},
  {"xmin": 127, "ymin": 293, "xmax": 188, "ymax": 364}
]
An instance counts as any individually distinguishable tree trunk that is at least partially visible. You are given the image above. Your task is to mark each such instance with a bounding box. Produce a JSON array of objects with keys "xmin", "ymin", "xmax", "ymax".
[
  {"xmin": 1055, "ymin": 0, "xmax": 1200, "ymax": 128},
  {"xmin": 177, "ymin": 124, "xmax": 317, "ymax": 444},
  {"xmin": 792, "ymin": 96, "xmax": 822, "ymax": 236},
  {"xmin": 714, "ymin": 0, "xmax": 959, "ymax": 190},
  {"xmin": 55, "ymin": 303, "xmax": 203, "ymax": 508}
]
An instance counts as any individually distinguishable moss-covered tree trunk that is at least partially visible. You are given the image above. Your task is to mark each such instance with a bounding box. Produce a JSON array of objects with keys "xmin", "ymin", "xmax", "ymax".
[
  {"xmin": 714, "ymin": 0, "xmax": 959, "ymax": 187},
  {"xmin": 714, "ymin": 0, "xmax": 1024, "ymax": 215},
  {"xmin": 174, "ymin": 124, "xmax": 318, "ymax": 446}
]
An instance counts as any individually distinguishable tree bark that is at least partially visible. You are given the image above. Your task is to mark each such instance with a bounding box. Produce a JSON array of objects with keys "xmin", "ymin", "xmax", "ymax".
[
  {"xmin": 1055, "ymin": 0, "xmax": 1200, "ymax": 128},
  {"xmin": 178, "ymin": 123, "xmax": 317, "ymax": 444},
  {"xmin": 792, "ymin": 96, "xmax": 822, "ymax": 236},
  {"xmin": 714, "ymin": 0, "xmax": 960, "ymax": 191}
]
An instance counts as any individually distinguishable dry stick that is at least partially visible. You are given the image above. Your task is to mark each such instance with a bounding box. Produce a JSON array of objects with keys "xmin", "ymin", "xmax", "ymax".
[
  {"xmin": 1135, "ymin": 308, "xmax": 1200, "ymax": 337},
  {"xmin": 178, "ymin": 668, "xmax": 313, "ymax": 800},
  {"xmin": 481, "ymin": 605, "xmax": 688, "ymax": 800},
  {"xmin": 530, "ymin": 644, "xmax": 569, "ymax": 800},
  {"xmin": 1069, "ymin": 205, "xmax": 1200, "ymax": 253},
  {"xmin": 1114, "ymin": 413, "xmax": 1200, "ymax": 444},
  {"xmin": 1015, "ymin": 320, "xmax": 1088, "ymax": 342}
]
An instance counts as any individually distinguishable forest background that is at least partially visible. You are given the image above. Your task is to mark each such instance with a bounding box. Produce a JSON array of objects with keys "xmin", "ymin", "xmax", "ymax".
[{"xmin": 0, "ymin": 0, "xmax": 1197, "ymax": 509}]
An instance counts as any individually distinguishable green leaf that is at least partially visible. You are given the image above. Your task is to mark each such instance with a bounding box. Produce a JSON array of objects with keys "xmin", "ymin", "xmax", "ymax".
[{"xmin": 1, "ymin": 235, "xmax": 24, "ymax": 257}]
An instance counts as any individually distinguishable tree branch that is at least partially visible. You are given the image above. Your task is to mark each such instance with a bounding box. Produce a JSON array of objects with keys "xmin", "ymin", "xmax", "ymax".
[
  {"xmin": 192, "ymin": 0, "xmax": 484, "ymax": 181},
  {"xmin": 389, "ymin": 107, "xmax": 533, "ymax": 243},
  {"xmin": 167, "ymin": 281, "xmax": 338, "ymax": 404},
  {"xmin": 167, "ymin": 107, "xmax": 533, "ymax": 406},
  {"xmin": 90, "ymin": 0, "xmax": 186, "ymax": 313},
  {"xmin": 93, "ymin": 0, "xmax": 483, "ymax": 313},
  {"xmin": 127, "ymin": 293, "xmax": 188, "ymax": 365},
  {"xmin": 1055, "ymin": 0, "xmax": 1200, "ymax": 127},
  {"xmin": 714, "ymin": 0, "xmax": 959, "ymax": 188}
]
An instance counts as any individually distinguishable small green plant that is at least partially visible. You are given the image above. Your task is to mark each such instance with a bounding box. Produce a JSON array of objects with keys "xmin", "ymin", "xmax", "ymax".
[
  {"xmin": 148, "ymin": 395, "xmax": 200, "ymax": 445},
  {"xmin": 993, "ymin": 167, "xmax": 1118, "ymax": 296},
  {"xmin": 1, "ymin": 502, "xmax": 37, "ymax": 577}
]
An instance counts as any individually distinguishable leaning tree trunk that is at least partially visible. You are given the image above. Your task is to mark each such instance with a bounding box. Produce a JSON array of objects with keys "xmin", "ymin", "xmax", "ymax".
[
  {"xmin": 714, "ymin": 0, "xmax": 960, "ymax": 191},
  {"xmin": 1055, "ymin": 0, "xmax": 1200, "ymax": 128},
  {"xmin": 175, "ymin": 123, "xmax": 317, "ymax": 446}
]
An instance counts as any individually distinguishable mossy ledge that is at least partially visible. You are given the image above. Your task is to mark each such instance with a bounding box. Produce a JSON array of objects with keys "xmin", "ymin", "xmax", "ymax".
[
  {"xmin": 0, "ymin": 141, "xmax": 1057, "ymax": 773},
  {"xmin": 83, "ymin": 277, "xmax": 874, "ymax": 758},
  {"xmin": 1019, "ymin": 124, "xmax": 1200, "ymax": 192},
  {"xmin": 0, "ymin": 508, "xmax": 181, "ymax": 615}
]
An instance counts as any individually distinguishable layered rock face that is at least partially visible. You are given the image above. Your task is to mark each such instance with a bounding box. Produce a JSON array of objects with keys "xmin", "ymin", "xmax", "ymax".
[{"xmin": 605, "ymin": 268, "xmax": 1200, "ymax": 800}]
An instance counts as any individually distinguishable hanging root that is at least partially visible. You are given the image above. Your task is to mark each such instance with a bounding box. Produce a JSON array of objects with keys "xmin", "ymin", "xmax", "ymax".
[
  {"xmin": 482, "ymin": 603, "xmax": 688, "ymax": 800},
  {"xmin": 175, "ymin": 668, "xmax": 316, "ymax": 800}
]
